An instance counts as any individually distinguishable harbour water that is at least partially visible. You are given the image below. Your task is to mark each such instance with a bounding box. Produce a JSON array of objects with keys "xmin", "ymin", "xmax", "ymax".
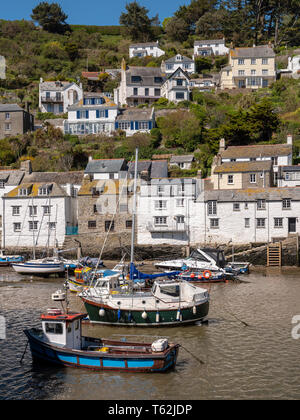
[{"xmin": 0, "ymin": 266, "xmax": 300, "ymax": 400}]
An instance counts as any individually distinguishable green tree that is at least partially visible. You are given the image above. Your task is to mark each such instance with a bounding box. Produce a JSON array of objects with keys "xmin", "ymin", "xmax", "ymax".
[
  {"xmin": 31, "ymin": 2, "xmax": 69, "ymax": 34},
  {"xmin": 119, "ymin": 1, "xmax": 159, "ymax": 42}
]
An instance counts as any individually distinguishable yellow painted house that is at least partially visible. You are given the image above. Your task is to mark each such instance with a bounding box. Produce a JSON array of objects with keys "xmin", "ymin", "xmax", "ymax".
[{"xmin": 220, "ymin": 44, "xmax": 276, "ymax": 90}]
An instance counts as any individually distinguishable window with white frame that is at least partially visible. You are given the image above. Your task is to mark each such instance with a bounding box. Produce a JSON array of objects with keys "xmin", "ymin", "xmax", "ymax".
[
  {"xmin": 238, "ymin": 59, "xmax": 245, "ymax": 65},
  {"xmin": 29, "ymin": 221, "xmax": 38, "ymax": 231},
  {"xmin": 250, "ymin": 174, "xmax": 257, "ymax": 183},
  {"xmin": 228, "ymin": 175, "xmax": 234, "ymax": 184},
  {"xmin": 48, "ymin": 222, "xmax": 56, "ymax": 230},
  {"xmin": 176, "ymin": 198, "xmax": 184, "ymax": 207},
  {"xmin": 282, "ymin": 198, "xmax": 291, "ymax": 209},
  {"xmin": 176, "ymin": 216, "xmax": 185, "ymax": 224},
  {"xmin": 210, "ymin": 218, "xmax": 219, "ymax": 229},
  {"xmin": 43, "ymin": 206, "xmax": 51, "ymax": 215},
  {"xmin": 157, "ymin": 185, "xmax": 164, "ymax": 194},
  {"xmin": 251, "ymin": 58, "xmax": 256, "ymax": 65},
  {"xmin": 274, "ymin": 218, "xmax": 283, "ymax": 228},
  {"xmin": 12, "ymin": 206, "xmax": 21, "ymax": 216},
  {"xmin": 13, "ymin": 223, "xmax": 21, "ymax": 232},
  {"xmin": 155, "ymin": 200, "xmax": 167, "ymax": 210},
  {"xmin": 208, "ymin": 201, "xmax": 217, "ymax": 215},
  {"xmin": 154, "ymin": 216, "xmax": 167, "ymax": 225},
  {"xmin": 29, "ymin": 206, "xmax": 37, "ymax": 216},
  {"xmin": 245, "ymin": 218, "xmax": 250, "ymax": 228},
  {"xmin": 262, "ymin": 58, "xmax": 268, "ymax": 65},
  {"xmin": 18, "ymin": 188, "xmax": 28, "ymax": 197},
  {"xmin": 257, "ymin": 199, "xmax": 266, "ymax": 210},
  {"xmin": 39, "ymin": 187, "xmax": 49, "ymax": 196},
  {"xmin": 233, "ymin": 203, "xmax": 240, "ymax": 211},
  {"xmin": 119, "ymin": 122, "xmax": 131, "ymax": 130},
  {"xmin": 256, "ymin": 218, "xmax": 266, "ymax": 228}
]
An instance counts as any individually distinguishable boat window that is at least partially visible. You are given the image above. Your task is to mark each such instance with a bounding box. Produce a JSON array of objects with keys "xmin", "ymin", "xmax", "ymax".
[
  {"xmin": 45, "ymin": 323, "xmax": 63, "ymax": 335},
  {"xmin": 75, "ymin": 320, "xmax": 79, "ymax": 330},
  {"xmin": 159, "ymin": 285, "xmax": 180, "ymax": 297},
  {"xmin": 190, "ymin": 250, "xmax": 210, "ymax": 262}
]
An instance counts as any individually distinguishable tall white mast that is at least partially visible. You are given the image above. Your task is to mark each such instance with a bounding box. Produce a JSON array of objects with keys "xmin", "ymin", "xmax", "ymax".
[{"xmin": 130, "ymin": 148, "xmax": 138, "ymax": 264}]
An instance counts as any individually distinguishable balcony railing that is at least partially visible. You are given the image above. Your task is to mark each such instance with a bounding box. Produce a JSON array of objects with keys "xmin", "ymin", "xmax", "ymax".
[
  {"xmin": 41, "ymin": 96, "xmax": 63, "ymax": 103},
  {"xmin": 147, "ymin": 222, "xmax": 187, "ymax": 233}
]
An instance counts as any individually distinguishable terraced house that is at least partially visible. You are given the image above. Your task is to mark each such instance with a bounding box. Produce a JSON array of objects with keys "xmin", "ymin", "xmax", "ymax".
[
  {"xmin": 220, "ymin": 44, "xmax": 276, "ymax": 90},
  {"xmin": 2, "ymin": 182, "xmax": 78, "ymax": 249}
]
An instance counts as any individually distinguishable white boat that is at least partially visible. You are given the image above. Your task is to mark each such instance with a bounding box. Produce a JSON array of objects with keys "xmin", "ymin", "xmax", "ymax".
[
  {"xmin": 12, "ymin": 258, "xmax": 65, "ymax": 275},
  {"xmin": 155, "ymin": 248, "xmax": 227, "ymax": 273}
]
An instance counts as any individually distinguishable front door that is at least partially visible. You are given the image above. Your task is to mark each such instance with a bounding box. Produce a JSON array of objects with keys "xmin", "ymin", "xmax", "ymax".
[{"xmin": 288, "ymin": 218, "xmax": 297, "ymax": 233}]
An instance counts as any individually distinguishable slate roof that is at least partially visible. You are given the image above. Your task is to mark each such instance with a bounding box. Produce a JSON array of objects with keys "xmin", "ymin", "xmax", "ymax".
[
  {"xmin": 116, "ymin": 108, "xmax": 154, "ymax": 122},
  {"xmin": 40, "ymin": 81, "xmax": 75, "ymax": 91},
  {"xmin": 214, "ymin": 161, "xmax": 273, "ymax": 174},
  {"xmin": 170, "ymin": 155, "xmax": 194, "ymax": 164},
  {"xmin": 130, "ymin": 42, "xmax": 159, "ymax": 48},
  {"xmin": 5, "ymin": 182, "xmax": 69, "ymax": 198},
  {"xmin": 23, "ymin": 171, "xmax": 84, "ymax": 185},
  {"xmin": 126, "ymin": 67, "xmax": 166, "ymax": 86},
  {"xmin": 204, "ymin": 187, "xmax": 300, "ymax": 202},
  {"xmin": 0, "ymin": 170, "xmax": 25, "ymax": 185},
  {"xmin": 281, "ymin": 165, "xmax": 300, "ymax": 172},
  {"xmin": 84, "ymin": 159, "xmax": 127, "ymax": 174},
  {"xmin": 220, "ymin": 144, "xmax": 293, "ymax": 159},
  {"xmin": 165, "ymin": 55, "xmax": 194, "ymax": 64},
  {"xmin": 195, "ymin": 39, "xmax": 226, "ymax": 46},
  {"xmin": 230, "ymin": 45, "xmax": 275, "ymax": 59},
  {"xmin": 68, "ymin": 93, "xmax": 117, "ymax": 110},
  {"xmin": 0, "ymin": 104, "xmax": 25, "ymax": 112},
  {"xmin": 150, "ymin": 160, "xmax": 169, "ymax": 178},
  {"xmin": 127, "ymin": 160, "xmax": 168, "ymax": 179}
]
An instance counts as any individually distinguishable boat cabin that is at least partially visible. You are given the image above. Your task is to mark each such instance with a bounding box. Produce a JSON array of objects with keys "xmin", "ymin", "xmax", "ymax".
[
  {"xmin": 151, "ymin": 279, "xmax": 209, "ymax": 303},
  {"xmin": 190, "ymin": 248, "xmax": 227, "ymax": 268},
  {"xmin": 41, "ymin": 310, "xmax": 86, "ymax": 349}
]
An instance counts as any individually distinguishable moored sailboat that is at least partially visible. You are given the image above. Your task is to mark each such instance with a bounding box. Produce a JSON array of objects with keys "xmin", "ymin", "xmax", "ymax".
[{"xmin": 79, "ymin": 148, "xmax": 210, "ymax": 327}]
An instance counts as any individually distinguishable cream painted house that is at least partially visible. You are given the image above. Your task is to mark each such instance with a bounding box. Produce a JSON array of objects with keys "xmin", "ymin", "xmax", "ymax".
[{"xmin": 220, "ymin": 45, "xmax": 276, "ymax": 90}]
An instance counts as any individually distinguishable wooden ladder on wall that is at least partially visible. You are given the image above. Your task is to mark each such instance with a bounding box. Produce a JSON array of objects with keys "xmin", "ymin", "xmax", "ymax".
[{"xmin": 267, "ymin": 242, "xmax": 282, "ymax": 267}]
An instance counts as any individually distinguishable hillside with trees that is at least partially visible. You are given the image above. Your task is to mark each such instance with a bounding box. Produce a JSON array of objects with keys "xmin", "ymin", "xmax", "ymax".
[{"xmin": 0, "ymin": 1, "xmax": 300, "ymax": 175}]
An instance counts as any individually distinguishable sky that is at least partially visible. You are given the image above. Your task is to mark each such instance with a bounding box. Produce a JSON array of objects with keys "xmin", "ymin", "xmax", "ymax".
[{"xmin": 1, "ymin": 0, "xmax": 191, "ymax": 26}]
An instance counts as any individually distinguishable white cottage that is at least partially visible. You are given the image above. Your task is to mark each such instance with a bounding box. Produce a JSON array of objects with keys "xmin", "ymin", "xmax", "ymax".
[
  {"xmin": 129, "ymin": 41, "xmax": 165, "ymax": 58},
  {"xmin": 3, "ymin": 182, "xmax": 77, "ymax": 249},
  {"xmin": 162, "ymin": 55, "xmax": 195, "ymax": 75},
  {"xmin": 137, "ymin": 178, "xmax": 200, "ymax": 246},
  {"xmin": 0, "ymin": 170, "xmax": 25, "ymax": 248},
  {"xmin": 64, "ymin": 93, "xmax": 118, "ymax": 136},
  {"xmin": 194, "ymin": 39, "xmax": 229, "ymax": 56},
  {"xmin": 39, "ymin": 79, "xmax": 83, "ymax": 114},
  {"xmin": 161, "ymin": 68, "xmax": 191, "ymax": 103}
]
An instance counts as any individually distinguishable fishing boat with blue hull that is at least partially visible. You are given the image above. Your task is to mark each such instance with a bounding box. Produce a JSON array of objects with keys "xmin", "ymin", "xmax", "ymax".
[
  {"xmin": 0, "ymin": 250, "xmax": 24, "ymax": 267},
  {"xmin": 24, "ymin": 297, "xmax": 180, "ymax": 373}
]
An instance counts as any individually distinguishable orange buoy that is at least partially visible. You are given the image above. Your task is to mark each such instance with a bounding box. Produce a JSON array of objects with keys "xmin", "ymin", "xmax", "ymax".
[{"xmin": 203, "ymin": 270, "xmax": 212, "ymax": 280}]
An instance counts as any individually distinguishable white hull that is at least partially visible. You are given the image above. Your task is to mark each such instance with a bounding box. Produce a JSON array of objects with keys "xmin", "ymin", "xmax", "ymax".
[{"xmin": 12, "ymin": 261, "xmax": 65, "ymax": 275}]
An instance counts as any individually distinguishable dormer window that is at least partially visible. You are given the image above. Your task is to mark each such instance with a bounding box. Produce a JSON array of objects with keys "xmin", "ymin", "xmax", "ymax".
[
  {"xmin": 19, "ymin": 188, "xmax": 29, "ymax": 196},
  {"xmin": 131, "ymin": 76, "xmax": 142, "ymax": 83},
  {"xmin": 39, "ymin": 185, "xmax": 51, "ymax": 196},
  {"xmin": 176, "ymin": 55, "xmax": 182, "ymax": 61}
]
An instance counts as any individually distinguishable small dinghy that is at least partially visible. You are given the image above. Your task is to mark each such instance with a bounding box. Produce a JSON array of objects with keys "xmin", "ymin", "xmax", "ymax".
[
  {"xmin": 0, "ymin": 250, "xmax": 24, "ymax": 267},
  {"xmin": 23, "ymin": 289, "xmax": 179, "ymax": 373}
]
